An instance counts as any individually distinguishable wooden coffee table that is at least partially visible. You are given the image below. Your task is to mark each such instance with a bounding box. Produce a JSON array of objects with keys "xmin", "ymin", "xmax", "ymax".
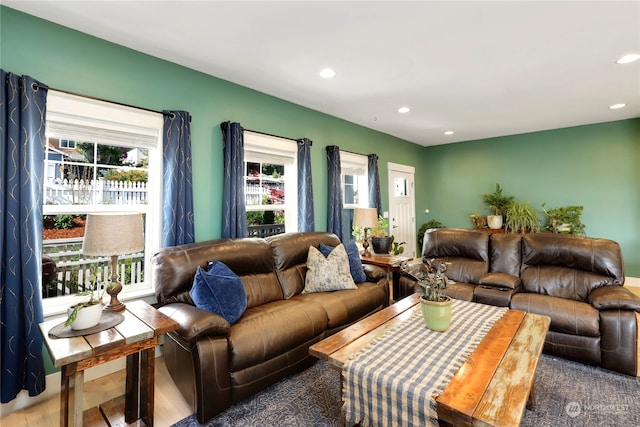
[{"xmin": 309, "ymin": 293, "xmax": 551, "ymax": 427}]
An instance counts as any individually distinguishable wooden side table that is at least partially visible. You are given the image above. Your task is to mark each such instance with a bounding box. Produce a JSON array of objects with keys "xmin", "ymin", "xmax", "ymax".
[
  {"xmin": 39, "ymin": 300, "xmax": 178, "ymax": 427},
  {"xmin": 360, "ymin": 254, "xmax": 413, "ymax": 302}
]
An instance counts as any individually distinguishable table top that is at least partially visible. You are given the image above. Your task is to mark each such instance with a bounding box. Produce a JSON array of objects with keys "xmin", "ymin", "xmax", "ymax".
[
  {"xmin": 309, "ymin": 294, "xmax": 550, "ymax": 427},
  {"xmin": 359, "ymin": 254, "xmax": 413, "ymax": 269},
  {"xmin": 39, "ymin": 300, "xmax": 178, "ymax": 368}
]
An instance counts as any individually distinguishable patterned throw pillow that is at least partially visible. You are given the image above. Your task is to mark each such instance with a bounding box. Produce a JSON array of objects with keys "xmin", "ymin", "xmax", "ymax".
[
  {"xmin": 303, "ymin": 244, "xmax": 358, "ymax": 293},
  {"xmin": 319, "ymin": 242, "xmax": 367, "ymax": 283}
]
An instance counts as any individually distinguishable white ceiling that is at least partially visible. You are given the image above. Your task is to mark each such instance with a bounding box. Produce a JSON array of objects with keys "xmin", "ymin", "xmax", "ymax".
[{"xmin": 5, "ymin": 1, "xmax": 640, "ymax": 147}]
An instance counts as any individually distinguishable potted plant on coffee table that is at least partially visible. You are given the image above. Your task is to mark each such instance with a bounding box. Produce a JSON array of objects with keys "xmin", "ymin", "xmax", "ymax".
[
  {"xmin": 65, "ymin": 274, "xmax": 109, "ymax": 330},
  {"xmin": 482, "ymin": 183, "xmax": 513, "ymax": 229},
  {"xmin": 401, "ymin": 259, "xmax": 453, "ymax": 332}
]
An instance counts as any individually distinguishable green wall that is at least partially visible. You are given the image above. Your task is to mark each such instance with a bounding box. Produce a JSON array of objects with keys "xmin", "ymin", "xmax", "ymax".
[
  {"xmin": 419, "ymin": 119, "xmax": 640, "ymax": 276},
  {"xmin": 2, "ymin": 6, "xmax": 638, "ymax": 277},
  {"xmin": 0, "ymin": 6, "xmax": 424, "ymax": 241}
]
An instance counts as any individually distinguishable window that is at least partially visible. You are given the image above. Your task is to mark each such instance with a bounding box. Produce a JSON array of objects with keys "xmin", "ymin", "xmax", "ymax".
[
  {"xmin": 59, "ymin": 139, "xmax": 76, "ymax": 149},
  {"xmin": 42, "ymin": 91, "xmax": 163, "ymax": 316},
  {"xmin": 340, "ymin": 151, "xmax": 369, "ymax": 209},
  {"xmin": 243, "ymin": 131, "xmax": 298, "ymax": 237},
  {"xmin": 340, "ymin": 151, "xmax": 369, "ymax": 243}
]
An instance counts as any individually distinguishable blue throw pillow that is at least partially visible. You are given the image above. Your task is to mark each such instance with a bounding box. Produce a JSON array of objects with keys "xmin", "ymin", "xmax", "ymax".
[
  {"xmin": 319, "ymin": 242, "xmax": 367, "ymax": 283},
  {"xmin": 190, "ymin": 261, "xmax": 247, "ymax": 324}
]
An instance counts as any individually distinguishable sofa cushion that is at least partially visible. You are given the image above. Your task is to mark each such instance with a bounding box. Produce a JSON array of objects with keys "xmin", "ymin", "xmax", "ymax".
[
  {"xmin": 489, "ymin": 233, "xmax": 522, "ymax": 276},
  {"xmin": 319, "ymin": 242, "xmax": 367, "ymax": 283},
  {"xmin": 267, "ymin": 232, "xmax": 341, "ymax": 298},
  {"xmin": 511, "ymin": 293, "xmax": 600, "ymax": 337},
  {"xmin": 227, "ymin": 299, "xmax": 327, "ymax": 371},
  {"xmin": 189, "ymin": 261, "xmax": 247, "ymax": 324},
  {"xmin": 303, "ymin": 245, "xmax": 357, "ymax": 293},
  {"xmin": 422, "ymin": 228, "xmax": 489, "ymax": 284},
  {"xmin": 293, "ymin": 281, "xmax": 387, "ymax": 329}
]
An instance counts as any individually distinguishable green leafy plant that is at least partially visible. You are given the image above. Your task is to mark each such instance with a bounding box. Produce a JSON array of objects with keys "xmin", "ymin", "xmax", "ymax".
[
  {"xmin": 482, "ymin": 183, "xmax": 514, "ymax": 216},
  {"xmin": 64, "ymin": 273, "xmax": 109, "ymax": 327},
  {"xmin": 401, "ymin": 259, "xmax": 451, "ymax": 302},
  {"xmin": 53, "ymin": 214, "xmax": 75, "ymax": 230},
  {"xmin": 391, "ymin": 235, "xmax": 406, "ymax": 255},
  {"xmin": 352, "ymin": 225, "xmax": 364, "ymax": 243},
  {"xmin": 542, "ymin": 204, "xmax": 585, "ymax": 236},
  {"xmin": 371, "ymin": 216, "xmax": 389, "ymax": 237},
  {"xmin": 417, "ymin": 220, "xmax": 445, "ymax": 250},
  {"xmin": 470, "ymin": 212, "xmax": 487, "ymax": 228},
  {"xmin": 505, "ymin": 201, "xmax": 540, "ymax": 234}
]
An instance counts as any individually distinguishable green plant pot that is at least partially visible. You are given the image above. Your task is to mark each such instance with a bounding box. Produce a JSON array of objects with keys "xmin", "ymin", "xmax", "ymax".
[
  {"xmin": 420, "ymin": 296, "xmax": 452, "ymax": 332},
  {"xmin": 371, "ymin": 237, "xmax": 392, "ymax": 254}
]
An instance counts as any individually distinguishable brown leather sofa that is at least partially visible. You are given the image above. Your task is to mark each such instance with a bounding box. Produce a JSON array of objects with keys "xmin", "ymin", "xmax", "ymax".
[
  {"xmin": 398, "ymin": 228, "xmax": 640, "ymax": 376},
  {"xmin": 152, "ymin": 232, "xmax": 389, "ymax": 423}
]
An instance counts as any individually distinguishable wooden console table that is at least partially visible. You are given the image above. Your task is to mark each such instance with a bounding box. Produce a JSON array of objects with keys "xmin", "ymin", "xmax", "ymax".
[{"xmin": 39, "ymin": 300, "xmax": 178, "ymax": 427}]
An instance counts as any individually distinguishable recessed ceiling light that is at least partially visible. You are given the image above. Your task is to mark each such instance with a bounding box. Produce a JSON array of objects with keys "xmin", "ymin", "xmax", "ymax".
[
  {"xmin": 398, "ymin": 107, "xmax": 410, "ymax": 114},
  {"xmin": 610, "ymin": 103, "xmax": 626, "ymax": 110},
  {"xmin": 616, "ymin": 54, "xmax": 640, "ymax": 64},
  {"xmin": 444, "ymin": 131, "xmax": 454, "ymax": 135},
  {"xmin": 319, "ymin": 68, "xmax": 336, "ymax": 78}
]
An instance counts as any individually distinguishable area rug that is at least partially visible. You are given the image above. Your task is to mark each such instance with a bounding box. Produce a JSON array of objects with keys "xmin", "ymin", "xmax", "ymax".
[{"xmin": 172, "ymin": 355, "xmax": 640, "ymax": 427}]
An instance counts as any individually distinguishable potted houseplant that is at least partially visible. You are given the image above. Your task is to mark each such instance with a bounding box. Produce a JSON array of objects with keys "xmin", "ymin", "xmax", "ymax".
[
  {"xmin": 470, "ymin": 212, "xmax": 487, "ymax": 229},
  {"xmin": 391, "ymin": 235, "xmax": 406, "ymax": 255},
  {"xmin": 401, "ymin": 259, "xmax": 453, "ymax": 331},
  {"xmin": 482, "ymin": 183, "xmax": 513, "ymax": 229},
  {"xmin": 65, "ymin": 274, "xmax": 108, "ymax": 330},
  {"xmin": 371, "ymin": 216, "xmax": 393, "ymax": 254},
  {"xmin": 504, "ymin": 200, "xmax": 541, "ymax": 235},
  {"xmin": 417, "ymin": 220, "xmax": 445, "ymax": 251},
  {"xmin": 542, "ymin": 204, "xmax": 585, "ymax": 236}
]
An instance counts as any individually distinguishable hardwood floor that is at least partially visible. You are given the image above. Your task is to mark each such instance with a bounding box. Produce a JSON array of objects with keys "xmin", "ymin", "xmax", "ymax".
[{"xmin": 1, "ymin": 356, "xmax": 192, "ymax": 427}]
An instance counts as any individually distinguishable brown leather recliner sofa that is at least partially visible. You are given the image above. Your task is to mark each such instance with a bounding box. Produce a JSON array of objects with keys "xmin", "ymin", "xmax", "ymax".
[
  {"xmin": 398, "ymin": 228, "xmax": 640, "ymax": 376},
  {"xmin": 152, "ymin": 232, "xmax": 389, "ymax": 423}
]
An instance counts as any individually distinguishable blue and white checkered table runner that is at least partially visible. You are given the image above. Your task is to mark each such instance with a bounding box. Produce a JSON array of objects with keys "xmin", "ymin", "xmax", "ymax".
[{"xmin": 343, "ymin": 299, "xmax": 509, "ymax": 426}]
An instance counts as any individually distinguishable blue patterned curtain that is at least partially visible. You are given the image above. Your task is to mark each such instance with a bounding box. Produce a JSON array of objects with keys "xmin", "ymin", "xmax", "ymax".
[
  {"xmin": 221, "ymin": 122, "xmax": 247, "ymax": 238},
  {"xmin": 297, "ymin": 138, "xmax": 315, "ymax": 231},
  {"xmin": 0, "ymin": 71, "xmax": 47, "ymax": 402},
  {"xmin": 326, "ymin": 145, "xmax": 344, "ymax": 240},
  {"xmin": 162, "ymin": 111, "xmax": 195, "ymax": 247},
  {"xmin": 368, "ymin": 153, "xmax": 382, "ymax": 217}
]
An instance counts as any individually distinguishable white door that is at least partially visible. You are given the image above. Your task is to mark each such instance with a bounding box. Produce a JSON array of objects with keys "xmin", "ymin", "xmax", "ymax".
[{"xmin": 387, "ymin": 163, "xmax": 416, "ymax": 257}]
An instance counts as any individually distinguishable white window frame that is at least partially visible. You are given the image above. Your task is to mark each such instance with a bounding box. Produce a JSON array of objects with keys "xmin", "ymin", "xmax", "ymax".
[
  {"xmin": 340, "ymin": 151, "xmax": 369, "ymax": 209},
  {"xmin": 243, "ymin": 131, "xmax": 298, "ymax": 232},
  {"xmin": 43, "ymin": 91, "xmax": 163, "ymax": 317}
]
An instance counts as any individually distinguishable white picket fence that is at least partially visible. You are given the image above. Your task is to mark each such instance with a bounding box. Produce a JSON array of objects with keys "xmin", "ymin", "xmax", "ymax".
[
  {"xmin": 44, "ymin": 178, "xmax": 148, "ymax": 206},
  {"xmin": 42, "ymin": 237, "xmax": 144, "ymax": 298}
]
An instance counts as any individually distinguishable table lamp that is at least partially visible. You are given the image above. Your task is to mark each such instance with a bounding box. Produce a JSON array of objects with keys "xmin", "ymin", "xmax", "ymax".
[
  {"xmin": 82, "ymin": 212, "xmax": 144, "ymax": 312},
  {"xmin": 353, "ymin": 207, "xmax": 378, "ymax": 257}
]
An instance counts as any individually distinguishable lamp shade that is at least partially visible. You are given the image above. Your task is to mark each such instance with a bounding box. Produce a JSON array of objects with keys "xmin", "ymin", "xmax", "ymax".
[
  {"xmin": 353, "ymin": 207, "xmax": 378, "ymax": 229},
  {"xmin": 82, "ymin": 213, "xmax": 144, "ymax": 256}
]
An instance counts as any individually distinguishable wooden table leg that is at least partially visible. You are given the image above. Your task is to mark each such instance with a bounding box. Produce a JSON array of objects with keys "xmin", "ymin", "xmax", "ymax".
[
  {"xmin": 140, "ymin": 347, "xmax": 156, "ymax": 426},
  {"xmin": 60, "ymin": 366, "xmax": 70, "ymax": 427},
  {"xmin": 125, "ymin": 352, "xmax": 140, "ymax": 423},
  {"xmin": 72, "ymin": 370, "xmax": 84, "ymax": 427}
]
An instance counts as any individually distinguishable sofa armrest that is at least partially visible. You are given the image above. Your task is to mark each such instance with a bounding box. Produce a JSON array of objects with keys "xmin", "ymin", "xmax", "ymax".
[
  {"xmin": 588, "ymin": 286, "xmax": 640, "ymax": 312},
  {"xmin": 159, "ymin": 303, "xmax": 230, "ymax": 343},
  {"xmin": 363, "ymin": 264, "xmax": 387, "ymax": 281}
]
